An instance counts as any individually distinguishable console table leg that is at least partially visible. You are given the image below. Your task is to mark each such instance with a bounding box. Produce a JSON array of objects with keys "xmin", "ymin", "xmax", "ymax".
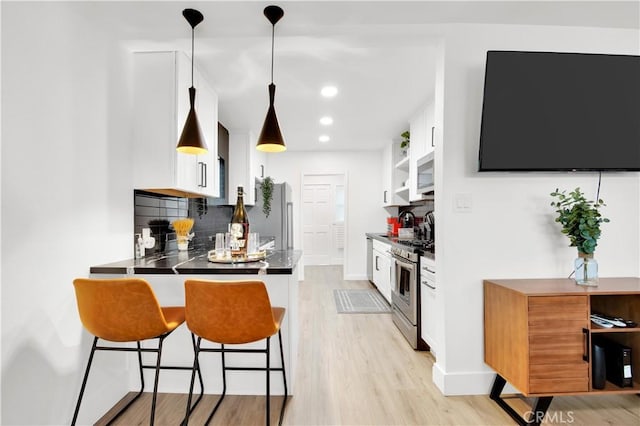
[
  {"xmin": 489, "ymin": 374, "xmax": 553, "ymax": 426},
  {"xmin": 527, "ymin": 397, "xmax": 553, "ymax": 426}
]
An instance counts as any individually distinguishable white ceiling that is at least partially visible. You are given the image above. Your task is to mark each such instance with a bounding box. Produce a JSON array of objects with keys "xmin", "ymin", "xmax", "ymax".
[{"xmin": 78, "ymin": 1, "xmax": 638, "ymax": 152}]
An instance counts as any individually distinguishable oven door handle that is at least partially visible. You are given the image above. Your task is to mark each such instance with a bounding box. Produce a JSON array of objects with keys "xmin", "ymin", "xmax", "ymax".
[{"xmin": 391, "ymin": 254, "xmax": 414, "ymax": 268}]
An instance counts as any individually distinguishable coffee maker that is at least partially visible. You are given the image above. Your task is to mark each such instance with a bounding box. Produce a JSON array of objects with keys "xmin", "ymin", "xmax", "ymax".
[{"xmin": 398, "ymin": 211, "xmax": 415, "ymax": 229}]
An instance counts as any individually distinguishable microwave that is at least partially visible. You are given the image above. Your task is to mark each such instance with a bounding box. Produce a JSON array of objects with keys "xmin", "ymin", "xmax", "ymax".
[{"xmin": 416, "ymin": 152, "xmax": 434, "ymax": 193}]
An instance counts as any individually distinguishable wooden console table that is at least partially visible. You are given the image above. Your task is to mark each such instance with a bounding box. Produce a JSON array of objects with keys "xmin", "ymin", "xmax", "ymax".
[{"xmin": 484, "ymin": 278, "xmax": 640, "ymax": 426}]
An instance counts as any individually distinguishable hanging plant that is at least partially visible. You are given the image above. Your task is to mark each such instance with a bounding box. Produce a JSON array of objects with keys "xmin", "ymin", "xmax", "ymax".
[{"xmin": 261, "ymin": 176, "xmax": 274, "ymax": 217}]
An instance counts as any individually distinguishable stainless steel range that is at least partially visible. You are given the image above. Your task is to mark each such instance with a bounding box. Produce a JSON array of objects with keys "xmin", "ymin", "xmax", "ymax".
[{"xmin": 390, "ymin": 241, "xmax": 431, "ymax": 350}]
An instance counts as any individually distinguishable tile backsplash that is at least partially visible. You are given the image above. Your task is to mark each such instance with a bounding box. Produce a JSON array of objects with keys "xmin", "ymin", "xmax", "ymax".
[{"xmin": 134, "ymin": 190, "xmax": 235, "ymax": 254}]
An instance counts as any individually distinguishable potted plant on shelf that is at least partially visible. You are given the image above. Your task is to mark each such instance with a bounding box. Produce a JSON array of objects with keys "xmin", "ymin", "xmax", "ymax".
[
  {"xmin": 550, "ymin": 187, "xmax": 609, "ymax": 286},
  {"xmin": 400, "ymin": 131, "xmax": 410, "ymax": 156}
]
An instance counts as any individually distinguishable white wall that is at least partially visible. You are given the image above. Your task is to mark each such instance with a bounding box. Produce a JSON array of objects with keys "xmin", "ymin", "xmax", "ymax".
[
  {"xmin": 266, "ymin": 151, "xmax": 388, "ymax": 280},
  {"xmin": 432, "ymin": 24, "xmax": 640, "ymax": 395},
  {"xmin": 1, "ymin": 4, "xmax": 133, "ymax": 424}
]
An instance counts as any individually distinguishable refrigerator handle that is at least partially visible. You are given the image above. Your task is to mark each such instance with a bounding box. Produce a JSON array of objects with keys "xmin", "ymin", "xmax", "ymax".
[{"xmin": 286, "ymin": 202, "xmax": 294, "ymax": 249}]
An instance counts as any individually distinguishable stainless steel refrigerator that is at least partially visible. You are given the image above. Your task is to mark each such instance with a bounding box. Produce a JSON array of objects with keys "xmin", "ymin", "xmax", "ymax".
[{"xmin": 250, "ymin": 180, "xmax": 293, "ymax": 250}]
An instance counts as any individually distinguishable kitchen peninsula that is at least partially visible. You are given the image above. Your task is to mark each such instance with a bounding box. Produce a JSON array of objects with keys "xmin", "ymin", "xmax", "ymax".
[{"xmin": 90, "ymin": 249, "xmax": 302, "ymax": 396}]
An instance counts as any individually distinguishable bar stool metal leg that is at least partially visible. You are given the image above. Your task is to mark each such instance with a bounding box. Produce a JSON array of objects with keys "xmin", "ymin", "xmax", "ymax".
[
  {"xmin": 71, "ymin": 339, "xmax": 147, "ymax": 426},
  {"xmin": 277, "ymin": 330, "xmax": 287, "ymax": 426},
  {"xmin": 204, "ymin": 344, "xmax": 227, "ymax": 426},
  {"xmin": 149, "ymin": 335, "xmax": 166, "ymax": 425},
  {"xmin": 71, "ymin": 337, "xmax": 98, "ymax": 426},
  {"xmin": 266, "ymin": 336, "xmax": 271, "ymax": 426}
]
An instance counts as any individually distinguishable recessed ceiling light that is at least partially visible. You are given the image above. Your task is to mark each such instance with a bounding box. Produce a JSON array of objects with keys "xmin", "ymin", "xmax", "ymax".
[
  {"xmin": 319, "ymin": 135, "xmax": 330, "ymax": 143},
  {"xmin": 319, "ymin": 116, "xmax": 333, "ymax": 126},
  {"xmin": 321, "ymin": 86, "xmax": 338, "ymax": 98}
]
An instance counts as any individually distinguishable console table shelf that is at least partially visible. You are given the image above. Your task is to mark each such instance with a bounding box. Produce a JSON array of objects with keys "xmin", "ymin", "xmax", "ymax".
[
  {"xmin": 591, "ymin": 327, "xmax": 640, "ymax": 333},
  {"xmin": 484, "ymin": 277, "xmax": 640, "ymax": 426}
]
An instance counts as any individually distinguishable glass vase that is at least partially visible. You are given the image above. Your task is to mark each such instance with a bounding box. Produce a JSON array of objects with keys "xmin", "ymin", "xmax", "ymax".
[
  {"xmin": 177, "ymin": 235, "xmax": 189, "ymax": 251},
  {"xmin": 574, "ymin": 253, "xmax": 598, "ymax": 286}
]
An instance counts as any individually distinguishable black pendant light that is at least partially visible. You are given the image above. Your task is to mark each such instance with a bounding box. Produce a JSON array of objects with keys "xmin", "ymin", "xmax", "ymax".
[
  {"xmin": 256, "ymin": 5, "xmax": 286, "ymax": 153},
  {"xmin": 177, "ymin": 8, "xmax": 208, "ymax": 155}
]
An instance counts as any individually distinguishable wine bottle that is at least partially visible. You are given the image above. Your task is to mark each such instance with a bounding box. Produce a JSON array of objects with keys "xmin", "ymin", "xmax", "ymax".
[{"xmin": 230, "ymin": 186, "xmax": 249, "ymax": 258}]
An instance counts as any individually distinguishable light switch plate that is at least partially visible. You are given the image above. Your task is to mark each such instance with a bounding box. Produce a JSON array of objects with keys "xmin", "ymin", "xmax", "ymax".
[{"xmin": 454, "ymin": 193, "xmax": 472, "ymax": 212}]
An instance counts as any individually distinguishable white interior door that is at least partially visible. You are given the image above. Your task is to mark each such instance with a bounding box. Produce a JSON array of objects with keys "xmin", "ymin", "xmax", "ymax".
[{"xmin": 302, "ymin": 174, "xmax": 345, "ymax": 266}]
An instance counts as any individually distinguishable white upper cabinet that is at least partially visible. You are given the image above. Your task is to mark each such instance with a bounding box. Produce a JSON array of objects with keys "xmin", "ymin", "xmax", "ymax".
[
  {"xmin": 132, "ymin": 51, "xmax": 219, "ymax": 198},
  {"xmin": 409, "ymin": 100, "xmax": 435, "ymax": 202},
  {"xmin": 228, "ymin": 130, "xmax": 266, "ymax": 206}
]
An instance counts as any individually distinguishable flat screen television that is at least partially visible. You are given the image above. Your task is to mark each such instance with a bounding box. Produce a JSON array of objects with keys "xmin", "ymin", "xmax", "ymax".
[{"xmin": 478, "ymin": 51, "xmax": 640, "ymax": 171}]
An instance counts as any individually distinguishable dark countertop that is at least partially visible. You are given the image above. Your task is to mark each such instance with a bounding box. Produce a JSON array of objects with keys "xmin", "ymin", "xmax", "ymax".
[
  {"xmin": 366, "ymin": 232, "xmax": 435, "ymax": 260},
  {"xmin": 90, "ymin": 249, "xmax": 302, "ymax": 275}
]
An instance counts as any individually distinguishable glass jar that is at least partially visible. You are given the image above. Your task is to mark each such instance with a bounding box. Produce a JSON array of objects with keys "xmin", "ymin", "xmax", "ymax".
[{"xmin": 574, "ymin": 252, "xmax": 598, "ymax": 286}]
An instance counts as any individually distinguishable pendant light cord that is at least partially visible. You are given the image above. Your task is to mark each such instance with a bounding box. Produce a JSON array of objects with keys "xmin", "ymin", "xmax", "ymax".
[
  {"xmin": 191, "ymin": 26, "xmax": 195, "ymax": 87},
  {"xmin": 270, "ymin": 24, "xmax": 275, "ymax": 84}
]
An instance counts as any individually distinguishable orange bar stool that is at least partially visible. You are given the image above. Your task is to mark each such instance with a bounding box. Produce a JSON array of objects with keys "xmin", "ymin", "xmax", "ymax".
[
  {"xmin": 71, "ymin": 278, "xmax": 204, "ymax": 425},
  {"xmin": 183, "ymin": 279, "xmax": 288, "ymax": 426}
]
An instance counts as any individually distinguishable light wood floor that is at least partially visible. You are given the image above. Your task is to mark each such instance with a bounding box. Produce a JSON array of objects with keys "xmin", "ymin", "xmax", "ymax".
[{"xmin": 98, "ymin": 265, "xmax": 640, "ymax": 425}]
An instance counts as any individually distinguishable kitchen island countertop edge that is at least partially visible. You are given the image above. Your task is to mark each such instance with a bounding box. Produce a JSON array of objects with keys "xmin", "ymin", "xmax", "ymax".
[{"xmin": 90, "ymin": 249, "xmax": 303, "ymax": 275}]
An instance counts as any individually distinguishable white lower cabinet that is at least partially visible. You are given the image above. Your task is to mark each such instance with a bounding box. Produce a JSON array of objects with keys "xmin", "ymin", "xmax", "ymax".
[
  {"xmin": 372, "ymin": 240, "xmax": 392, "ymax": 303},
  {"xmin": 420, "ymin": 256, "xmax": 437, "ymax": 356}
]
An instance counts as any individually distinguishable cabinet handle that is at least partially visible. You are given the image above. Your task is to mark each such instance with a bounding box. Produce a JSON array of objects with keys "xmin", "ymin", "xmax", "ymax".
[
  {"xmin": 422, "ymin": 281, "xmax": 436, "ymax": 290},
  {"xmin": 375, "ymin": 256, "xmax": 379, "ymax": 271},
  {"xmin": 260, "ymin": 164, "xmax": 264, "ymax": 178},
  {"xmin": 197, "ymin": 162, "xmax": 207, "ymax": 188},
  {"xmin": 202, "ymin": 162, "xmax": 207, "ymax": 187},
  {"xmin": 582, "ymin": 328, "xmax": 590, "ymax": 362},
  {"xmin": 383, "ymin": 190, "xmax": 388, "ymax": 203},
  {"xmin": 431, "ymin": 126, "xmax": 435, "ymax": 147}
]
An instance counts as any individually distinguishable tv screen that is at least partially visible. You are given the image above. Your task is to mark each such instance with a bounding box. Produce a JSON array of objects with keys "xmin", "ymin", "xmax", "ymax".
[{"xmin": 478, "ymin": 51, "xmax": 640, "ymax": 171}]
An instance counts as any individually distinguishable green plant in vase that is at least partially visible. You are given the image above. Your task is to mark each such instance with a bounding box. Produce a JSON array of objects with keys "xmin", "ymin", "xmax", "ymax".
[{"xmin": 550, "ymin": 187, "xmax": 609, "ymax": 285}]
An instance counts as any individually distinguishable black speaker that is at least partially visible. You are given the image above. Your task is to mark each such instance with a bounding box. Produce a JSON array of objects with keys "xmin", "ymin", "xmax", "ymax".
[
  {"xmin": 594, "ymin": 336, "xmax": 633, "ymax": 388},
  {"xmin": 592, "ymin": 343, "xmax": 606, "ymax": 389}
]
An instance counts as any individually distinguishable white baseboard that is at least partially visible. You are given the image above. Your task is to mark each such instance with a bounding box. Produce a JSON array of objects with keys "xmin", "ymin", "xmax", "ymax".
[
  {"xmin": 345, "ymin": 273, "xmax": 368, "ymax": 281},
  {"xmin": 432, "ymin": 363, "xmax": 518, "ymax": 395}
]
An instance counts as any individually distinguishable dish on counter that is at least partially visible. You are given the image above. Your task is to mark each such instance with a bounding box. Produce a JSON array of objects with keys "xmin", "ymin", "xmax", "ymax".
[{"xmin": 207, "ymin": 250, "xmax": 267, "ymax": 263}]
